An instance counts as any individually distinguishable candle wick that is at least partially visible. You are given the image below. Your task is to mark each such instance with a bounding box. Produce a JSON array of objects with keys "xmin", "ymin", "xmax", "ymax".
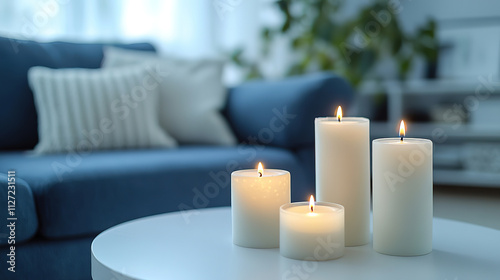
[
  {"xmin": 337, "ymin": 116, "xmax": 341, "ymax": 122},
  {"xmin": 400, "ymin": 136, "xmax": 404, "ymax": 142},
  {"xmin": 258, "ymin": 172, "xmax": 262, "ymax": 177},
  {"xmin": 310, "ymin": 205, "xmax": 313, "ymax": 212}
]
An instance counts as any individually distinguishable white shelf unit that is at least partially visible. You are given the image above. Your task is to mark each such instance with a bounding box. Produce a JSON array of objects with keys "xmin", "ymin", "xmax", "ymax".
[
  {"xmin": 370, "ymin": 122, "xmax": 500, "ymax": 141},
  {"xmin": 358, "ymin": 79, "xmax": 500, "ymax": 188},
  {"xmin": 434, "ymin": 169, "xmax": 500, "ymax": 188}
]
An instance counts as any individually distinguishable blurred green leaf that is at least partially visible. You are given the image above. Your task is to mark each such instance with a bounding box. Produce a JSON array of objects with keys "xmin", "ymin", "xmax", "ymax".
[
  {"xmin": 246, "ymin": 64, "xmax": 263, "ymax": 80},
  {"xmin": 230, "ymin": 48, "xmax": 245, "ymax": 66},
  {"xmin": 281, "ymin": 18, "xmax": 292, "ymax": 32},
  {"xmin": 399, "ymin": 55, "xmax": 412, "ymax": 78}
]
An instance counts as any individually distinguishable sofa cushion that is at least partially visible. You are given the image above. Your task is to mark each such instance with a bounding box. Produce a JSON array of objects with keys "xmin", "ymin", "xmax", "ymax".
[
  {"xmin": 0, "ymin": 147, "xmax": 310, "ymax": 239},
  {"xmin": 0, "ymin": 36, "xmax": 156, "ymax": 151},
  {"xmin": 0, "ymin": 174, "xmax": 38, "ymax": 245},
  {"xmin": 28, "ymin": 65, "xmax": 177, "ymax": 154},
  {"xmin": 102, "ymin": 47, "xmax": 237, "ymax": 146}
]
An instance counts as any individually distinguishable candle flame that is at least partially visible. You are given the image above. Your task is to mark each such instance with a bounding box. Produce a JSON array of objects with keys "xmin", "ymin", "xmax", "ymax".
[
  {"xmin": 399, "ymin": 120, "xmax": 405, "ymax": 141},
  {"xmin": 309, "ymin": 195, "xmax": 315, "ymax": 212},
  {"xmin": 257, "ymin": 162, "xmax": 263, "ymax": 177},
  {"xmin": 336, "ymin": 106, "xmax": 342, "ymax": 122}
]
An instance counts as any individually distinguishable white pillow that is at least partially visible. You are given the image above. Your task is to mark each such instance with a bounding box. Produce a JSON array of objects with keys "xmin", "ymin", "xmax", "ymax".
[
  {"xmin": 28, "ymin": 65, "xmax": 177, "ymax": 154},
  {"xmin": 102, "ymin": 47, "xmax": 237, "ymax": 146}
]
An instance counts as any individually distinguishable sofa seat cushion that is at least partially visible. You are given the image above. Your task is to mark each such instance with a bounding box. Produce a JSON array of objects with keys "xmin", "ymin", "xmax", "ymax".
[{"xmin": 0, "ymin": 146, "xmax": 309, "ymax": 239}]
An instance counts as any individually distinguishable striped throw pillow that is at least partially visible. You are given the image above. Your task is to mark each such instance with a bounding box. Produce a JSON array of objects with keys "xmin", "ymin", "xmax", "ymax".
[{"xmin": 28, "ymin": 64, "xmax": 177, "ymax": 154}]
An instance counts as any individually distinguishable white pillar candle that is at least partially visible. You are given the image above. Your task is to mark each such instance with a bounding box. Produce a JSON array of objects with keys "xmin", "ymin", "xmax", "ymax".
[
  {"xmin": 372, "ymin": 121, "xmax": 433, "ymax": 256},
  {"xmin": 315, "ymin": 107, "xmax": 370, "ymax": 246},
  {"xmin": 231, "ymin": 163, "xmax": 290, "ymax": 248},
  {"xmin": 280, "ymin": 196, "xmax": 344, "ymax": 261}
]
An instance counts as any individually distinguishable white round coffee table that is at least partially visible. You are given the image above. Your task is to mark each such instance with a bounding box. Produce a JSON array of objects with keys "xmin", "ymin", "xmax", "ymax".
[{"xmin": 91, "ymin": 207, "xmax": 500, "ymax": 280}]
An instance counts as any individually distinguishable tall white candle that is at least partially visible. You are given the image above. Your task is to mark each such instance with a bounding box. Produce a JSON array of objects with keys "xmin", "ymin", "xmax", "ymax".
[
  {"xmin": 372, "ymin": 121, "xmax": 433, "ymax": 256},
  {"xmin": 280, "ymin": 196, "xmax": 344, "ymax": 261},
  {"xmin": 315, "ymin": 107, "xmax": 370, "ymax": 246},
  {"xmin": 231, "ymin": 163, "xmax": 290, "ymax": 248}
]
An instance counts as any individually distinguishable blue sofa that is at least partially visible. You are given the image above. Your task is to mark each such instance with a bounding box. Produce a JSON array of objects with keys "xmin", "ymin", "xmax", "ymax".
[{"xmin": 0, "ymin": 36, "xmax": 353, "ymax": 280}]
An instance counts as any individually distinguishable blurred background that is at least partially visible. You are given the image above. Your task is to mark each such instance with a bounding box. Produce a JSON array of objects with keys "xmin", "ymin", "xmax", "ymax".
[{"xmin": 1, "ymin": 0, "xmax": 499, "ymax": 227}]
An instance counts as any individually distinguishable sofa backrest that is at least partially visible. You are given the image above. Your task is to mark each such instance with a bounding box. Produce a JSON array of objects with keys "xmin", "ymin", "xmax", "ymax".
[
  {"xmin": 225, "ymin": 73, "xmax": 354, "ymax": 149},
  {"xmin": 0, "ymin": 36, "xmax": 156, "ymax": 150}
]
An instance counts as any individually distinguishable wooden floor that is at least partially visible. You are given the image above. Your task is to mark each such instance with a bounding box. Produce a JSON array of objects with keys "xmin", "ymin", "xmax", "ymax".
[{"xmin": 434, "ymin": 185, "xmax": 500, "ymax": 230}]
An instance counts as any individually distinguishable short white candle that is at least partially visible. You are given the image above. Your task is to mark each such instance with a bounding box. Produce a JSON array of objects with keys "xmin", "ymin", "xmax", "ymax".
[
  {"xmin": 315, "ymin": 107, "xmax": 370, "ymax": 246},
  {"xmin": 231, "ymin": 163, "xmax": 290, "ymax": 248},
  {"xmin": 372, "ymin": 121, "xmax": 433, "ymax": 256},
  {"xmin": 280, "ymin": 196, "xmax": 344, "ymax": 261}
]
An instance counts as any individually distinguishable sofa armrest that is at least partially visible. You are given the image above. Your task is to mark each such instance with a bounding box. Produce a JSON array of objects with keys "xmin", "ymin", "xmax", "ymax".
[
  {"xmin": 225, "ymin": 72, "xmax": 354, "ymax": 149},
  {"xmin": 0, "ymin": 173, "xmax": 38, "ymax": 246}
]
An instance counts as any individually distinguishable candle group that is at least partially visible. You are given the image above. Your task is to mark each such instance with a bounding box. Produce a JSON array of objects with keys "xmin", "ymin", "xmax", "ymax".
[{"xmin": 231, "ymin": 108, "xmax": 433, "ymax": 260}]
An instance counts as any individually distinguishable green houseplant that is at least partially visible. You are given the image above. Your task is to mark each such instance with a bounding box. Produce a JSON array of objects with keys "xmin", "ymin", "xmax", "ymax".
[{"xmin": 231, "ymin": 0, "xmax": 438, "ymax": 87}]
